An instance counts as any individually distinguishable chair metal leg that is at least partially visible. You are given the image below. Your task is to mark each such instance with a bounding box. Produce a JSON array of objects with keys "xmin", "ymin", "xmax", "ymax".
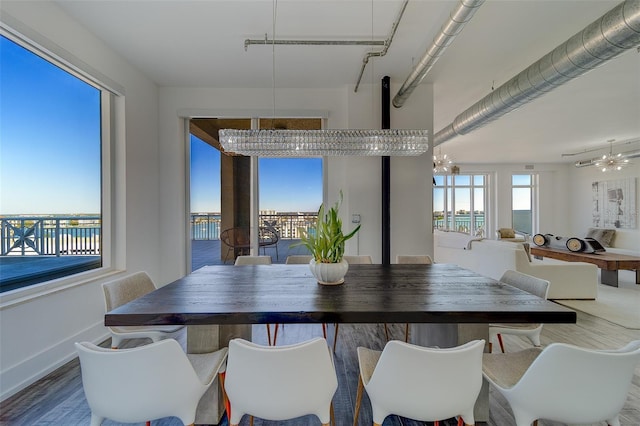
[
  {"xmin": 353, "ymin": 375, "xmax": 364, "ymax": 426},
  {"xmin": 322, "ymin": 323, "xmax": 327, "ymax": 339},
  {"xmin": 404, "ymin": 323, "xmax": 409, "ymax": 342},
  {"xmin": 273, "ymin": 324, "xmax": 279, "ymax": 346},
  {"xmin": 330, "ymin": 402, "xmax": 336, "ymax": 426},
  {"xmin": 266, "ymin": 324, "xmax": 272, "ymax": 346},
  {"xmin": 384, "ymin": 324, "xmax": 390, "ymax": 341},
  {"xmin": 333, "ymin": 324, "xmax": 339, "ymax": 352},
  {"xmin": 497, "ymin": 333, "xmax": 505, "ymax": 353}
]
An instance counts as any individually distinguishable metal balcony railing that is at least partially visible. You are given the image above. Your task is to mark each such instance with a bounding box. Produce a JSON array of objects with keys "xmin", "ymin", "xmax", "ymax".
[
  {"xmin": 1, "ymin": 216, "xmax": 101, "ymax": 256},
  {"xmin": 190, "ymin": 213, "xmax": 319, "ymax": 241}
]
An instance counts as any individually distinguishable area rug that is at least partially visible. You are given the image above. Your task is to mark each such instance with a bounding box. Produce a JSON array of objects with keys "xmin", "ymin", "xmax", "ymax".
[{"xmin": 556, "ymin": 284, "xmax": 640, "ymax": 329}]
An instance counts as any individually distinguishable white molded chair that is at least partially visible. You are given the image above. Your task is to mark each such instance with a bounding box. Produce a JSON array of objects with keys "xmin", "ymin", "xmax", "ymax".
[
  {"xmin": 392, "ymin": 255, "xmax": 434, "ymax": 342},
  {"xmin": 224, "ymin": 337, "xmax": 338, "ymax": 426},
  {"xmin": 482, "ymin": 340, "xmax": 640, "ymax": 426},
  {"xmin": 395, "ymin": 254, "xmax": 433, "ymax": 264},
  {"xmin": 489, "ymin": 270, "xmax": 550, "ymax": 353},
  {"xmin": 353, "ymin": 339, "xmax": 485, "ymax": 426},
  {"xmin": 234, "ymin": 256, "xmax": 277, "ymax": 345},
  {"xmin": 343, "ymin": 255, "xmax": 373, "ymax": 264},
  {"xmin": 333, "ymin": 255, "xmax": 373, "ymax": 351},
  {"xmin": 285, "ymin": 254, "xmax": 313, "ymax": 264},
  {"xmin": 76, "ymin": 339, "xmax": 228, "ymax": 426},
  {"xmin": 102, "ymin": 271, "xmax": 184, "ymax": 349},
  {"xmin": 234, "ymin": 255, "xmax": 272, "ymax": 265}
]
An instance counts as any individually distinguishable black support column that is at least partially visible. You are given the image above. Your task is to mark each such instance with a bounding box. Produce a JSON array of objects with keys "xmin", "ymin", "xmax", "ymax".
[{"xmin": 382, "ymin": 76, "xmax": 391, "ymax": 265}]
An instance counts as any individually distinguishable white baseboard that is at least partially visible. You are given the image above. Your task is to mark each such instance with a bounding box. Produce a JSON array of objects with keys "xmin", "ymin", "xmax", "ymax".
[{"xmin": 0, "ymin": 321, "xmax": 109, "ymax": 401}]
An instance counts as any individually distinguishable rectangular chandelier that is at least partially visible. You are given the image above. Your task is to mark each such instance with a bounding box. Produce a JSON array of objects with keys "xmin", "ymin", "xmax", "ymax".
[{"xmin": 218, "ymin": 129, "xmax": 429, "ymax": 157}]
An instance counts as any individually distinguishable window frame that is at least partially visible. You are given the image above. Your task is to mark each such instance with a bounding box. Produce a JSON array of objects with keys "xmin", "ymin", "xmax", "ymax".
[
  {"xmin": 0, "ymin": 24, "xmax": 122, "ymax": 304},
  {"xmin": 433, "ymin": 173, "xmax": 488, "ymax": 237},
  {"xmin": 510, "ymin": 173, "xmax": 538, "ymax": 235}
]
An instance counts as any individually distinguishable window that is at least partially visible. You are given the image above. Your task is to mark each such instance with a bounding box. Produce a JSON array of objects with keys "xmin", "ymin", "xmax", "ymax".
[
  {"xmin": 0, "ymin": 33, "xmax": 108, "ymax": 292},
  {"xmin": 512, "ymin": 174, "xmax": 537, "ymax": 235},
  {"xmin": 433, "ymin": 174, "xmax": 487, "ymax": 237}
]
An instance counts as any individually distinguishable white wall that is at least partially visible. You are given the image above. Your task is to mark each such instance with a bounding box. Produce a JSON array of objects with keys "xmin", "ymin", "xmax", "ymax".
[
  {"xmin": 0, "ymin": 1, "xmax": 161, "ymax": 400},
  {"xmin": 569, "ymin": 164, "xmax": 640, "ymax": 251},
  {"xmin": 158, "ymin": 82, "xmax": 434, "ymax": 271}
]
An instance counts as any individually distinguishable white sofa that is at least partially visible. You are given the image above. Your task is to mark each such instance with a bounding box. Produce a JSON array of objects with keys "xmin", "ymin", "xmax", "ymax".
[{"xmin": 434, "ymin": 231, "xmax": 598, "ymax": 299}]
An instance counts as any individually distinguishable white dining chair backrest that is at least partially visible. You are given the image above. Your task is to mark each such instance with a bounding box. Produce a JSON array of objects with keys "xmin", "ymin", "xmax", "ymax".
[
  {"xmin": 395, "ymin": 255, "xmax": 433, "ymax": 264},
  {"xmin": 343, "ymin": 255, "xmax": 373, "ymax": 264},
  {"xmin": 102, "ymin": 272, "xmax": 184, "ymax": 348},
  {"xmin": 285, "ymin": 255, "xmax": 313, "ymax": 264},
  {"xmin": 500, "ymin": 269, "xmax": 549, "ymax": 299},
  {"xmin": 234, "ymin": 255, "xmax": 272, "ymax": 265},
  {"xmin": 224, "ymin": 337, "xmax": 338, "ymax": 425},
  {"xmin": 489, "ymin": 270, "xmax": 550, "ymax": 352},
  {"xmin": 483, "ymin": 340, "xmax": 640, "ymax": 426},
  {"xmin": 75, "ymin": 339, "xmax": 228, "ymax": 426},
  {"xmin": 362, "ymin": 339, "xmax": 484, "ymax": 424}
]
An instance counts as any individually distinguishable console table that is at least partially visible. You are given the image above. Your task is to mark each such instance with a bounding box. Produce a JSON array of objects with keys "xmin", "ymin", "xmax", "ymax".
[{"xmin": 530, "ymin": 246, "xmax": 640, "ymax": 287}]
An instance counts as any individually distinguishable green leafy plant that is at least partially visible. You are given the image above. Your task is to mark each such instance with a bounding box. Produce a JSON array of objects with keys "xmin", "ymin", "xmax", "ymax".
[{"xmin": 293, "ymin": 191, "xmax": 361, "ymax": 263}]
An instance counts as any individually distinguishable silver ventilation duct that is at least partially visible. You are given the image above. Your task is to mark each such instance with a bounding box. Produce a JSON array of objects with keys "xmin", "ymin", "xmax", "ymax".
[
  {"xmin": 434, "ymin": 0, "xmax": 640, "ymax": 147},
  {"xmin": 393, "ymin": 0, "xmax": 485, "ymax": 108}
]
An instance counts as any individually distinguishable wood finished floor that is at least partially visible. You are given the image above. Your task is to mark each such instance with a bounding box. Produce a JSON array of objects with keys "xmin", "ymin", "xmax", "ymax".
[{"xmin": 1, "ymin": 308, "xmax": 639, "ymax": 426}]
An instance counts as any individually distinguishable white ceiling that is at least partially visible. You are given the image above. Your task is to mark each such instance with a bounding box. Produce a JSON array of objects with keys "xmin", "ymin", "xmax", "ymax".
[{"xmin": 54, "ymin": 0, "xmax": 640, "ymax": 165}]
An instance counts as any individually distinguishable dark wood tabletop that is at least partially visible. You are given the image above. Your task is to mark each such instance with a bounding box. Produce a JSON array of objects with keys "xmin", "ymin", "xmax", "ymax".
[{"xmin": 105, "ymin": 263, "xmax": 576, "ymax": 327}]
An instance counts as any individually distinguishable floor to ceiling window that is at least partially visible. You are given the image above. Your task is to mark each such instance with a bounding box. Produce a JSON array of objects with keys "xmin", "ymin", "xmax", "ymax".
[
  {"xmin": 433, "ymin": 174, "xmax": 487, "ymax": 237},
  {"xmin": 512, "ymin": 174, "xmax": 537, "ymax": 235},
  {"xmin": 0, "ymin": 32, "xmax": 108, "ymax": 292}
]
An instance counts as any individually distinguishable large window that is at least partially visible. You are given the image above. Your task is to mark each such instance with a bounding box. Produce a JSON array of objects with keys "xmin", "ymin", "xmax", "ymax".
[
  {"xmin": 0, "ymin": 33, "xmax": 107, "ymax": 292},
  {"xmin": 433, "ymin": 174, "xmax": 487, "ymax": 236},
  {"xmin": 512, "ymin": 174, "xmax": 537, "ymax": 235}
]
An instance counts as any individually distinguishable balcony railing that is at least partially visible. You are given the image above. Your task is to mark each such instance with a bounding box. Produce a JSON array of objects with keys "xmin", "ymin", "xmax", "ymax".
[
  {"xmin": 433, "ymin": 215, "xmax": 485, "ymax": 236},
  {"xmin": 191, "ymin": 213, "xmax": 319, "ymax": 241},
  {"xmin": 1, "ymin": 216, "xmax": 101, "ymax": 256}
]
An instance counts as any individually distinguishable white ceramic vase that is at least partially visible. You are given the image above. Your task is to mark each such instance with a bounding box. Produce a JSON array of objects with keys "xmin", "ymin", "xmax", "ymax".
[{"xmin": 309, "ymin": 258, "xmax": 349, "ymax": 285}]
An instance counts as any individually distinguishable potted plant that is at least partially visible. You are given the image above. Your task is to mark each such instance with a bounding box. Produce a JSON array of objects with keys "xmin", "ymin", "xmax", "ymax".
[{"xmin": 293, "ymin": 191, "xmax": 361, "ymax": 285}]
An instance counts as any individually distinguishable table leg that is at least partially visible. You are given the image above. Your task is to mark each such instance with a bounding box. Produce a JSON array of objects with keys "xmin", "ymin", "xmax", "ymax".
[
  {"xmin": 601, "ymin": 269, "xmax": 619, "ymax": 287},
  {"xmin": 410, "ymin": 323, "xmax": 490, "ymax": 423},
  {"xmin": 187, "ymin": 324, "xmax": 252, "ymax": 425}
]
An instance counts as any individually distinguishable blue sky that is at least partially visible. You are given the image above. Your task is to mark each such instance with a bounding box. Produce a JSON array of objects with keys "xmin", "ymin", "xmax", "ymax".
[
  {"xmin": 1, "ymin": 35, "xmax": 101, "ymax": 215},
  {"xmin": 1, "ymin": 34, "xmax": 321, "ymax": 216},
  {"xmin": 190, "ymin": 135, "xmax": 323, "ymax": 213}
]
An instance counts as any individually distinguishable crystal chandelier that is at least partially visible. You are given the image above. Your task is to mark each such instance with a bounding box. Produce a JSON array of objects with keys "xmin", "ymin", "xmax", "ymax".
[
  {"xmin": 433, "ymin": 148, "xmax": 453, "ymax": 173},
  {"xmin": 219, "ymin": 129, "xmax": 429, "ymax": 157},
  {"xmin": 594, "ymin": 141, "xmax": 630, "ymax": 172}
]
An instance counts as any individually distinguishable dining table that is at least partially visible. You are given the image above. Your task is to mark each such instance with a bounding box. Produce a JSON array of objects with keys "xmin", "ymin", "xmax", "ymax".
[{"xmin": 105, "ymin": 263, "xmax": 576, "ymax": 425}]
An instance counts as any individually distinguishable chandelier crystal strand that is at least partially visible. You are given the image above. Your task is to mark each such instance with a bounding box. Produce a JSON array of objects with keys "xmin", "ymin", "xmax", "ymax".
[{"xmin": 218, "ymin": 129, "xmax": 429, "ymax": 157}]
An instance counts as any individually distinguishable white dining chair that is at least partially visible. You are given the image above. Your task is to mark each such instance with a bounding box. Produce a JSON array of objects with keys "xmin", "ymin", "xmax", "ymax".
[
  {"xmin": 102, "ymin": 271, "xmax": 184, "ymax": 349},
  {"xmin": 489, "ymin": 270, "xmax": 550, "ymax": 352},
  {"xmin": 482, "ymin": 340, "xmax": 640, "ymax": 426},
  {"xmin": 224, "ymin": 337, "xmax": 338, "ymax": 426},
  {"xmin": 285, "ymin": 255, "xmax": 313, "ymax": 264},
  {"xmin": 353, "ymin": 339, "xmax": 485, "ymax": 426},
  {"xmin": 76, "ymin": 339, "xmax": 228, "ymax": 426},
  {"xmin": 234, "ymin": 255, "xmax": 272, "ymax": 265},
  {"xmin": 395, "ymin": 254, "xmax": 433, "ymax": 264},
  {"xmin": 332, "ymin": 255, "xmax": 374, "ymax": 351},
  {"xmin": 234, "ymin": 256, "xmax": 277, "ymax": 345}
]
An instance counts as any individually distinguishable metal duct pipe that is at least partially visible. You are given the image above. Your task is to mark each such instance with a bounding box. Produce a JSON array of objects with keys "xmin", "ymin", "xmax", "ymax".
[
  {"xmin": 574, "ymin": 148, "xmax": 640, "ymax": 167},
  {"xmin": 393, "ymin": 0, "xmax": 485, "ymax": 108},
  {"xmin": 354, "ymin": 0, "xmax": 410, "ymax": 93},
  {"xmin": 434, "ymin": 0, "xmax": 640, "ymax": 147}
]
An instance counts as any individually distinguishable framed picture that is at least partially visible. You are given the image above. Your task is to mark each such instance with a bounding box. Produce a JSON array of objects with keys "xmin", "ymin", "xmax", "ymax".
[{"xmin": 592, "ymin": 177, "xmax": 637, "ymax": 229}]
